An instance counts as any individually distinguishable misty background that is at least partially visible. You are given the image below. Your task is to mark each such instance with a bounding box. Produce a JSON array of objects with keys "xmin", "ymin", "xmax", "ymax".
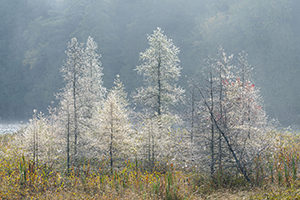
[{"xmin": 0, "ymin": 0, "xmax": 299, "ymax": 127}]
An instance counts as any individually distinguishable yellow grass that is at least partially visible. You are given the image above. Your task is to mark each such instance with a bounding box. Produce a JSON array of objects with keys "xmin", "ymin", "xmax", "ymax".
[{"xmin": 1, "ymin": 130, "xmax": 300, "ymax": 199}]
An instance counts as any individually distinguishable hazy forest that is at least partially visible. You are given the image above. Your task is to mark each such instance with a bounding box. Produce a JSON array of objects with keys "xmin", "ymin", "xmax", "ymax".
[
  {"xmin": 0, "ymin": 0, "xmax": 300, "ymax": 126},
  {"xmin": 1, "ymin": 0, "xmax": 300, "ymax": 199}
]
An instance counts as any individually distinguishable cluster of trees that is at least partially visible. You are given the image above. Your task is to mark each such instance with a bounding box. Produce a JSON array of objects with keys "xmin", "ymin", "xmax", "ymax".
[
  {"xmin": 16, "ymin": 28, "xmax": 273, "ymax": 182},
  {"xmin": 187, "ymin": 48, "xmax": 272, "ymax": 181},
  {"xmin": 0, "ymin": 0, "xmax": 299, "ymax": 126}
]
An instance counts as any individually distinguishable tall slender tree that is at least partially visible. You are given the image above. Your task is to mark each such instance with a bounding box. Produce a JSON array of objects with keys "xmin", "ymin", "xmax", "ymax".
[
  {"xmin": 57, "ymin": 37, "xmax": 105, "ymax": 168},
  {"xmin": 133, "ymin": 27, "xmax": 184, "ymax": 116},
  {"xmin": 132, "ymin": 27, "xmax": 185, "ymax": 170},
  {"xmin": 81, "ymin": 36, "xmax": 106, "ymax": 119},
  {"xmin": 59, "ymin": 38, "xmax": 84, "ymax": 160},
  {"xmin": 96, "ymin": 75, "xmax": 131, "ymax": 173}
]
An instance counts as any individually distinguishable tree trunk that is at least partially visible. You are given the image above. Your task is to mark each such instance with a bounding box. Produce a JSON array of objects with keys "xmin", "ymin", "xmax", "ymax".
[
  {"xmin": 110, "ymin": 102, "xmax": 114, "ymax": 174},
  {"xmin": 73, "ymin": 65, "xmax": 78, "ymax": 158},
  {"xmin": 157, "ymin": 56, "xmax": 161, "ymax": 116},
  {"xmin": 67, "ymin": 104, "xmax": 70, "ymax": 174},
  {"xmin": 196, "ymin": 85, "xmax": 251, "ymax": 183},
  {"xmin": 210, "ymin": 72, "xmax": 215, "ymax": 178},
  {"xmin": 218, "ymin": 69, "xmax": 223, "ymax": 172},
  {"xmin": 191, "ymin": 86, "xmax": 195, "ymax": 143}
]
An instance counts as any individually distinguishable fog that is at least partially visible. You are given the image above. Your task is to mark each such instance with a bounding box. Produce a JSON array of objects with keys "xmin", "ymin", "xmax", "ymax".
[
  {"xmin": 0, "ymin": 123, "xmax": 20, "ymax": 135},
  {"xmin": 0, "ymin": 0, "xmax": 299, "ymax": 127}
]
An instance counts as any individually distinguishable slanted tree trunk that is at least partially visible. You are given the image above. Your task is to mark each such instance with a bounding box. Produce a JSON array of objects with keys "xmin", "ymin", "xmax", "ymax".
[{"xmin": 196, "ymin": 85, "xmax": 251, "ymax": 183}]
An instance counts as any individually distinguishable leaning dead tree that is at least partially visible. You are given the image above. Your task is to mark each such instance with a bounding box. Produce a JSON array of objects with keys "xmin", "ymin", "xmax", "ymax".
[
  {"xmin": 190, "ymin": 48, "xmax": 271, "ymax": 184},
  {"xmin": 195, "ymin": 84, "xmax": 251, "ymax": 182}
]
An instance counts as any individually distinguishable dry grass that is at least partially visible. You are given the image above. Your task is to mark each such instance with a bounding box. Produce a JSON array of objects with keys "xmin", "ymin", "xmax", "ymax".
[{"xmin": 1, "ymin": 130, "xmax": 300, "ymax": 199}]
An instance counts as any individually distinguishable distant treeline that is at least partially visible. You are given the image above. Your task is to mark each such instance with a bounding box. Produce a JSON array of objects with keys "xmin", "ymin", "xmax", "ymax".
[{"xmin": 0, "ymin": 0, "xmax": 299, "ymax": 125}]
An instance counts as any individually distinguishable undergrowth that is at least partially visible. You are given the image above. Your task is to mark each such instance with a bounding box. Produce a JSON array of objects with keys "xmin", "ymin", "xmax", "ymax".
[{"xmin": 1, "ymin": 130, "xmax": 300, "ymax": 199}]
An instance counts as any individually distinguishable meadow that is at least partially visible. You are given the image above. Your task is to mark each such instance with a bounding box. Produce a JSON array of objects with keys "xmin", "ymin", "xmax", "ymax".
[{"xmin": 1, "ymin": 129, "xmax": 300, "ymax": 199}]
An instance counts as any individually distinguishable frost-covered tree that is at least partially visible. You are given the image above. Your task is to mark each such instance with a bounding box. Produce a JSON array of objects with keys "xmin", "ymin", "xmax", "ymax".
[
  {"xmin": 222, "ymin": 55, "xmax": 270, "ymax": 169},
  {"xmin": 212, "ymin": 47, "xmax": 235, "ymax": 177},
  {"xmin": 57, "ymin": 37, "xmax": 105, "ymax": 168},
  {"xmin": 186, "ymin": 47, "xmax": 235, "ymax": 177},
  {"xmin": 16, "ymin": 107, "xmax": 61, "ymax": 168},
  {"xmin": 57, "ymin": 88, "xmax": 73, "ymax": 171},
  {"xmin": 95, "ymin": 75, "xmax": 131, "ymax": 173},
  {"xmin": 133, "ymin": 111, "xmax": 185, "ymax": 171},
  {"xmin": 81, "ymin": 36, "xmax": 106, "ymax": 119},
  {"xmin": 132, "ymin": 28, "xmax": 185, "ymax": 170},
  {"xmin": 192, "ymin": 48, "xmax": 271, "ymax": 183},
  {"xmin": 58, "ymin": 38, "xmax": 84, "ymax": 160},
  {"xmin": 133, "ymin": 27, "xmax": 184, "ymax": 116}
]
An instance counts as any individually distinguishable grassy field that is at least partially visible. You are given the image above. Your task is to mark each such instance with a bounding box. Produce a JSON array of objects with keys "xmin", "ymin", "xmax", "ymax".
[{"xmin": 1, "ymin": 131, "xmax": 300, "ymax": 199}]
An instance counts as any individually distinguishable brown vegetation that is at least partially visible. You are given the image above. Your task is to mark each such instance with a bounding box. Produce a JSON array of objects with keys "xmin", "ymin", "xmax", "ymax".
[{"xmin": 1, "ymin": 129, "xmax": 300, "ymax": 199}]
